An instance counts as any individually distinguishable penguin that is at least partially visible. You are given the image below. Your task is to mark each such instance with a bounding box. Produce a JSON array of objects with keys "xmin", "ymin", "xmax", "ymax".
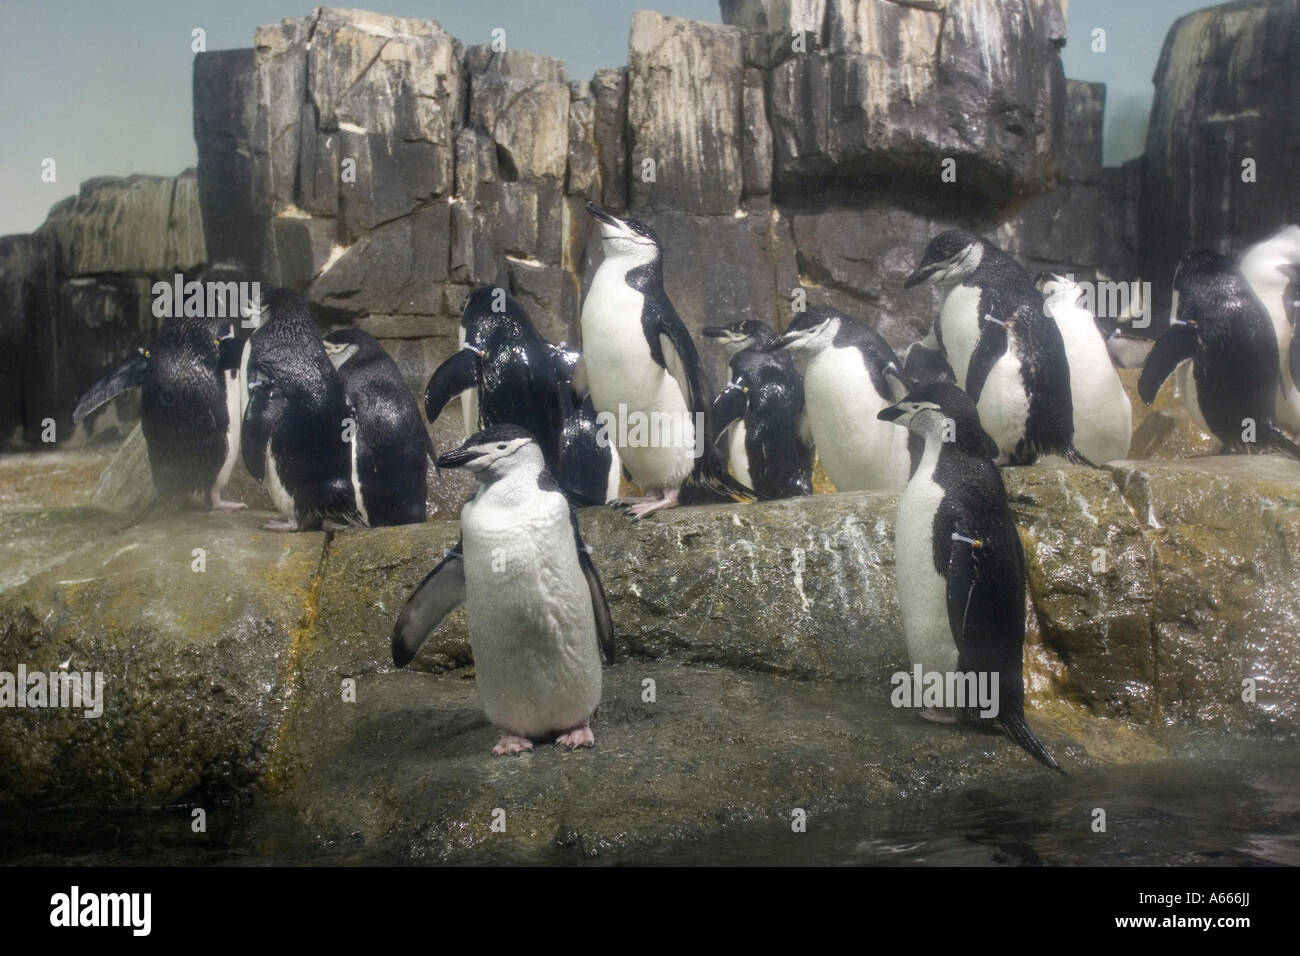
[
  {"xmin": 240, "ymin": 288, "xmax": 359, "ymax": 530},
  {"xmin": 901, "ymin": 341, "xmax": 956, "ymax": 388},
  {"xmin": 1036, "ymin": 273, "xmax": 1133, "ymax": 463},
  {"xmin": 423, "ymin": 286, "xmax": 617, "ymax": 505},
  {"xmin": 1139, "ymin": 250, "xmax": 1300, "ymax": 460},
  {"xmin": 703, "ymin": 320, "xmax": 813, "ymax": 499},
  {"xmin": 72, "ymin": 315, "xmax": 245, "ymax": 511},
  {"xmin": 877, "ymin": 382, "xmax": 1061, "ymax": 771},
  {"xmin": 1238, "ymin": 225, "xmax": 1300, "ymax": 433},
  {"xmin": 391, "ymin": 425, "xmax": 615, "ymax": 755},
  {"xmin": 550, "ymin": 344, "xmax": 624, "ymax": 506},
  {"xmin": 905, "ymin": 230, "xmax": 1092, "ymax": 466},
  {"xmin": 763, "ymin": 306, "xmax": 912, "ymax": 491},
  {"xmin": 322, "ymin": 327, "xmax": 430, "ymax": 526},
  {"xmin": 579, "ymin": 202, "xmax": 752, "ymax": 517}
]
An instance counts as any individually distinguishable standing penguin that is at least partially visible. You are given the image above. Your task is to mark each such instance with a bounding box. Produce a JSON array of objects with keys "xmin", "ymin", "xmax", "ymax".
[
  {"xmin": 703, "ymin": 320, "xmax": 813, "ymax": 499},
  {"xmin": 423, "ymin": 286, "xmax": 616, "ymax": 505},
  {"xmin": 763, "ymin": 306, "xmax": 912, "ymax": 491},
  {"xmin": 72, "ymin": 316, "xmax": 245, "ymax": 511},
  {"xmin": 905, "ymin": 230, "xmax": 1091, "ymax": 466},
  {"xmin": 240, "ymin": 288, "xmax": 358, "ymax": 530},
  {"xmin": 1238, "ymin": 225, "xmax": 1300, "ymax": 433},
  {"xmin": 579, "ymin": 203, "xmax": 751, "ymax": 516},
  {"xmin": 322, "ymin": 328, "xmax": 430, "ymax": 526},
  {"xmin": 1139, "ymin": 250, "xmax": 1300, "ymax": 460},
  {"xmin": 1037, "ymin": 273, "xmax": 1132, "ymax": 463},
  {"xmin": 392, "ymin": 425, "xmax": 615, "ymax": 755},
  {"xmin": 878, "ymin": 382, "xmax": 1060, "ymax": 771}
]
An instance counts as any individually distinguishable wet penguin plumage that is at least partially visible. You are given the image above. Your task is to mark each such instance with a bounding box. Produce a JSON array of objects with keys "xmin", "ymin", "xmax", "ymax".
[
  {"xmin": 72, "ymin": 315, "xmax": 245, "ymax": 511},
  {"xmin": 423, "ymin": 286, "xmax": 616, "ymax": 505},
  {"xmin": 905, "ymin": 230, "xmax": 1092, "ymax": 466},
  {"xmin": 1139, "ymin": 250, "xmax": 1300, "ymax": 460},
  {"xmin": 704, "ymin": 320, "xmax": 813, "ymax": 499},
  {"xmin": 240, "ymin": 287, "xmax": 358, "ymax": 530},
  {"xmin": 391, "ymin": 425, "xmax": 615, "ymax": 755},
  {"xmin": 879, "ymin": 382, "xmax": 1061, "ymax": 771},
  {"xmin": 1238, "ymin": 224, "xmax": 1300, "ymax": 432},
  {"xmin": 322, "ymin": 327, "xmax": 429, "ymax": 526},
  {"xmin": 764, "ymin": 306, "xmax": 912, "ymax": 491},
  {"xmin": 1037, "ymin": 273, "xmax": 1132, "ymax": 463},
  {"xmin": 580, "ymin": 202, "xmax": 752, "ymax": 517}
]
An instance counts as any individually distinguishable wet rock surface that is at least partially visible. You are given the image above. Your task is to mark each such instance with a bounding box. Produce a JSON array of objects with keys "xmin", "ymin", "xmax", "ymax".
[{"xmin": 1, "ymin": 449, "xmax": 1297, "ymax": 861}]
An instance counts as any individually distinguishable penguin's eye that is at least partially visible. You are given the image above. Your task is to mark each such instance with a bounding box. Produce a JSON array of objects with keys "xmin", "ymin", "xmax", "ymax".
[{"xmin": 497, "ymin": 444, "xmax": 507, "ymax": 450}]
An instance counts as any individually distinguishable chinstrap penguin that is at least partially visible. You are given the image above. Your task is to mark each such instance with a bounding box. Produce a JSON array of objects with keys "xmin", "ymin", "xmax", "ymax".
[
  {"xmin": 704, "ymin": 320, "xmax": 813, "ymax": 499},
  {"xmin": 1237, "ymin": 225, "xmax": 1300, "ymax": 433},
  {"xmin": 879, "ymin": 382, "xmax": 1061, "ymax": 771},
  {"xmin": 72, "ymin": 315, "xmax": 245, "ymax": 511},
  {"xmin": 391, "ymin": 425, "xmax": 615, "ymax": 755},
  {"xmin": 579, "ymin": 202, "xmax": 752, "ymax": 517}
]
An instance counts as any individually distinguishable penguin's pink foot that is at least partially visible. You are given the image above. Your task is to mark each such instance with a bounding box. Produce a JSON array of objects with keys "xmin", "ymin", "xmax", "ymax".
[
  {"xmin": 262, "ymin": 518, "xmax": 300, "ymax": 532},
  {"xmin": 618, "ymin": 487, "xmax": 679, "ymax": 519},
  {"xmin": 210, "ymin": 496, "xmax": 247, "ymax": 511},
  {"xmin": 920, "ymin": 706, "xmax": 959, "ymax": 725},
  {"xmin": 555, "ymin": 723, "xmax": 595, "ymax": 750},
  {"xmin": 493, "ymin": 734, "xmax": 534, "ymax": 756}
]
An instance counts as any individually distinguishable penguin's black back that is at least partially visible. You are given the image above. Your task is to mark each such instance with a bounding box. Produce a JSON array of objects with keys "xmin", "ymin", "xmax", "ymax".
[
  {"xmin": 462, "ymin": 288, "xmax": 568, "ymax": 477},
  {"xmin": 324, "ymin": 328, "xmax": 428, "ymax": 526},
  {"xmin": 729, "ymin": 347, "xmax": 812, "ymax": 498},
  {"xmin": 140, "ymin": 316, "xmax": 230, "ymax": 503},
  {"xmin": 247, "ymin": 289, "xmax": 356, "ymax": 526}
]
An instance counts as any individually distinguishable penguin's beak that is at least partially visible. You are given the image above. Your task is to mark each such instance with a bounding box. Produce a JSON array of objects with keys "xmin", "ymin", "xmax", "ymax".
[
  {"xmin": 763, "ymin": 331, "xmax": 799, "ymax": 352},
  {"xmin": 435, "ymin": 446, "xmax": 484, "ymax": 469},
  {"xmin": 877, "ymin": 403, "xmax": 905, "ymax": 423},
  {"xmin": 585, "ymin": 201, "xmax": 620, "ymax": 227},
  {"xmin": 903, "ymin": 263, "xmax": 937, "ymax": 289},
  {"xmin": 702, "ymin": 326, "xmax": 727, "ymax": 340}
]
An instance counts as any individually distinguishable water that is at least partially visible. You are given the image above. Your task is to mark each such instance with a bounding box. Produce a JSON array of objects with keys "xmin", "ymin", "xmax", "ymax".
[{"xmin": 3, "ymin": 743, "xmax": 1297, "ymax": 866}]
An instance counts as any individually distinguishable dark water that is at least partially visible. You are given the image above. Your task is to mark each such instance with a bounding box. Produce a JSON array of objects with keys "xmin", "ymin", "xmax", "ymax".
[{"xmin": 3, "ymin": 746, "xmax": 1298, "ymax": 866}]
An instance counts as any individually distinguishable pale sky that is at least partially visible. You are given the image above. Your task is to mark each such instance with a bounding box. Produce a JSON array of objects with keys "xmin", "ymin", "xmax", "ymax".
[{"xmin": 0, "ymin": 0, "xmax": 1208, "ymax": 236}]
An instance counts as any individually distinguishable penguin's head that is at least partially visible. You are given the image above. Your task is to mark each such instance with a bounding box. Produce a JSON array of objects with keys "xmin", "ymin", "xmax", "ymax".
[
  {"xmin": 703, "ymin": 320, "xmax": 774, "ymax": 353},
  {"xmin": 904, "ymin": 230, "xmax": 986, "ymax": 289},
  {"xmin": 878, "ymin": 382, "xmax": 998, "ymax": 458},
  {"xmin": 1170, "ymin": 249, "xmax": 1236, "ymax": 331},
  {"xmin": 323, "ymin": 327, "xmax": 381, "ymax": 369},
  {"xmin": 763, "ymin": 307, "xmax": 844, "ymax": 354},
  {"xmin": 437, "ymin": 424, "xmax": 544, "ymax": 479},
  {"xmin": 243, "ymin": 286, "xmax": 311, "ymax": 333},
  {"xmin": 586, "ymin": 202, "xmax": 661, "ymax": 264}
]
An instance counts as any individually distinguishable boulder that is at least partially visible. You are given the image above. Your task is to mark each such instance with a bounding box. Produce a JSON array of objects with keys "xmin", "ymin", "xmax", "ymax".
[
  {"xmin": 627, "ymin": 12, "xmax": 745, "ymax": 216},
  {"xmin": 590, "ymin": 68, "xmax": 629, "ymax": 212},
  {"xmin": 194, "ymin": 50, "xmax": 261, "ymax": 270}
]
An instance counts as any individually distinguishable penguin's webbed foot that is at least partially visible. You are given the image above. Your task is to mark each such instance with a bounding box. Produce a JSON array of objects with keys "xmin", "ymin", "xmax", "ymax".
[
  {"xmin": 261, "ymin": 518, "xmax": 301, "ymax": 532},
  {"xmin": 210, "ymin": 497, "xmax": 247, "ymax": 512},
  {"xmin": 617, "ymin": 487, "xmax": 679, "ymax": 519},
  {"xmin": 555, "ymin": 723, "xmax": 595, "ymax": 750},
  {"xmin": 492, "ymin": 734, "xmax": 535, "ymax": 757},
  {"xmin": 919, "ymin": 706, "xmax": 959, "ymax": 725}
]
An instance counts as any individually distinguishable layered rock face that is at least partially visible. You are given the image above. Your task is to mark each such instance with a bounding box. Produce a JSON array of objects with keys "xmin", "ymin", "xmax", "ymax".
[{"xmin": 1140, "ymin": 0, "xmax": 1300, "ymax": 324}]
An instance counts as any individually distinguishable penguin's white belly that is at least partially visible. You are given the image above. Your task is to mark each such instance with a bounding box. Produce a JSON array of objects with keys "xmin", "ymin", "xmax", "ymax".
[
  {"xmin": 895, "ymin": 451, "xmax": 959, "ymax": 675},
  {"xmin": 939, "ymin": 285, "xmax": 983, "ymax": 388},
  {"xmin": 581, "ymin": 271, "xmax": 694, "ymax": 490},
  {"xmin": 1239, "ymin": 237, "xmax": 1300, "ymax": 431},
  {"xmin": 727, "ymin": 421, "xmax": 752, "ymax": 488},
  {"xmin": 461, "ymin": 502, "xmax": 601, "ymax": 738},
  {"xmin": 803, "ymin": 349, "xmax": 909, "ymax": 491},
  {"xmin": 1276, "ymin": 322, "xmax": 1300, "ymax": 432},
  {"xmin": 975, "ymin": 349, "xmax": 1031, "ymax": 460},
  {"xmin": 349, "ymin": 422, "xmax": 370, "ymax": 526},
  {"xmin": 264, "ymin": 442, "xmax": 295, "ymax": 520},
  {"xmin": 1175, "ymin": 359, "xmax": 1210, "ymax": 434},
  {"xmin": 214, "ymin": 370, "xmax": 241, "ymax": 497},
  {"xmin": 1056, "ymin": 315, "xmax": 1132, "ymax": 462}
]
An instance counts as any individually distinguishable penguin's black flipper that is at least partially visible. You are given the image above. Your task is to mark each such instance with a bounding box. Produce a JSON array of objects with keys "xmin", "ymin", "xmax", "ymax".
[
  {"xmin": 392, "ymin": 540, "xmax": 466, "ymax": 668},
  {"xmin": 571, "ymin": 518, "xmax": 615, "ymax": 665},
  {"xmin": 709, "ymin": 383, "xmax": 748, "ymax": 447},
  {"xmin": 71, "ymin": 351, "xmax": 149, "ymax": 423},
  {"xmin": 424, "ymin": 347, "xmax": 481, "ymax": 423},
  {"xmin": 998, "ymin": 709, "xmax": 1063, "ymax": 773},
  {"xmin": 218, "ymin": 336, "xmax": 245, "ymax": 372},
  {"xmin": 241, "ymin": 380, "xmax": 287, "ymax": 482},
  {"xmin": 1138, "ymin": 323, "xmax": 1198, "ymax": 405}
]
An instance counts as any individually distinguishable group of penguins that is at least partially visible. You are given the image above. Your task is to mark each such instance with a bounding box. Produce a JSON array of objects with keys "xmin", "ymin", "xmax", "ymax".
[{"xmin": 71, "ymin": 203, "xmax": 1300, "ymax": 766}]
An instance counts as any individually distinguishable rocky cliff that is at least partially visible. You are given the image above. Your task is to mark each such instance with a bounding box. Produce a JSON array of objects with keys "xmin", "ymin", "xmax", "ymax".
[{"xmin": 0, "ymin": 0, "xmax": 1155, "ymax": 455}]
